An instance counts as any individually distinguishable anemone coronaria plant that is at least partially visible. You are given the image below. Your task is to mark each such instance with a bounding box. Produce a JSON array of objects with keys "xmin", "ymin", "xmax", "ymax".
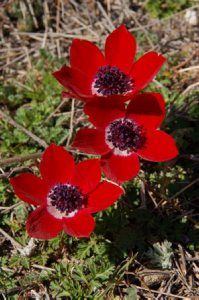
[
  {"xmin": 53, "ymin": 25, "xmax": 166, "ymax": 102},
  {"xmin": 10, "ymin": 144, "xmax": 123, "ymax": 239},
  {"xmin": 72, "ymin": 93, "xmax": 179, "ymax": 183}
]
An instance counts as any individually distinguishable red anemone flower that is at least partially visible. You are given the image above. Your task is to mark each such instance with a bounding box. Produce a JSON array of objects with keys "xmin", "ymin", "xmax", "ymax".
[
  {"xmin": 72, "ymin": 93, "xmax": 179, "ymax": 184},
  {"xmin": 53, "ymin": 25, "xmax": 166, "ymax": 102},
  {"xmin": 10, "ymin": 144, "xmax": 123, "ymax": 239}
]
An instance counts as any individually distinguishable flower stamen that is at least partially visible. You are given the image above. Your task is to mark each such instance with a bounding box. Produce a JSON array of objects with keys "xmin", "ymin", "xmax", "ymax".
[
  {"xmin": 48, "ymin": 183, "xmax": 86, "ymax": 215},
  {"xmin": 92, "ymin": 66, "xmax": 133, "ymax": 96},
  {"xmin": 106, "ymin": 118, "xmax": 146, "ymax": 154}
]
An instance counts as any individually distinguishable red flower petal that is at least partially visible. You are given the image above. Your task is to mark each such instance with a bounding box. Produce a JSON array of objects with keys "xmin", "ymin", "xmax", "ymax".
[
  {"xmin": 93, "ymin": 94, "xmax": 135, "ymax": 103},
  {"xmin": 130, "ymin": 52, "xmax": 166, "ymax": 91},
  {"xmin": 53, "ymin": 66, "xmax": 92, "ymax": 97},
  {"xmin": 26, "ymin": 207, "xmax": 63, "ymax": 239},
  {"xmin": 72, "ymin": 129, "xmax": 110, "ymax": 155},
  {"xmin": 126, "ymin": 92, "xmax": 165, "ymax": 129},
  {"xmin": 137, "ymin": 130, "xmax": 179, "ymax": 162},
  {"xmin": 40, "ymin": 144, "xmax": 75, "ymax": 187},
  {"xmin": 105, "ymin": 25, "xmax": 136, "ymax": 73},
  {"xmin": 101, "ymin": 152, "xmax": 140, "ymax": 184},
  {"xmin": 71, "ymin": 159, "xmax": 101, "ymax": 194},
  {"xmin": 63, "ymin": 212, "xmax": 95, "ymax": 237},
  {"xmin": 87, "ymin": 181, "xmax": 124, "ymax": 213},
  {"xmin": 84, "ymin": 98, "xmax": 125, "ymax": 128},
  {"xmin": 70, "ymin": 39, "xmax": 105, "ymax": 76},
  {"xmin": 10, "ymin": 173, "xmax": 48, "ymax": 206},
  {"xmin": 62, "ymin": 91, "xmax": 78, "ymax": 99}
]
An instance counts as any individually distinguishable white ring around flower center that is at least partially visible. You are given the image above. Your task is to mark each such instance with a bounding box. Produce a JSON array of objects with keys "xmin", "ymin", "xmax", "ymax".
[
  {"xmin": 47, "ymin": 197, "xmax": 79, "ymax": 219},
  {"xmin": 105, "ymin": 118, "xmax": 135, "ymax": 157}
]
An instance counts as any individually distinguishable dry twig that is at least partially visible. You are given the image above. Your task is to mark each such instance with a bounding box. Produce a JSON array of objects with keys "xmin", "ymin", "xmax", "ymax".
[{"xmin": 0, "ymin": 110, "xmax": 48, "ymax": 148}]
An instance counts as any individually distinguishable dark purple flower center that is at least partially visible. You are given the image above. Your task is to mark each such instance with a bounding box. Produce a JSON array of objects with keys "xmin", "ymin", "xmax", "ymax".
[
  {"xmin": 48, "ymin": 183, "xmax": 85, "ymax": 214},
  {"xmin": 93, "ymin": 66, "xmax": 133, "ymax": 96},
  {"xmin": 106, "ymin": 118, "xmax": 146, "ymax": 153}
]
